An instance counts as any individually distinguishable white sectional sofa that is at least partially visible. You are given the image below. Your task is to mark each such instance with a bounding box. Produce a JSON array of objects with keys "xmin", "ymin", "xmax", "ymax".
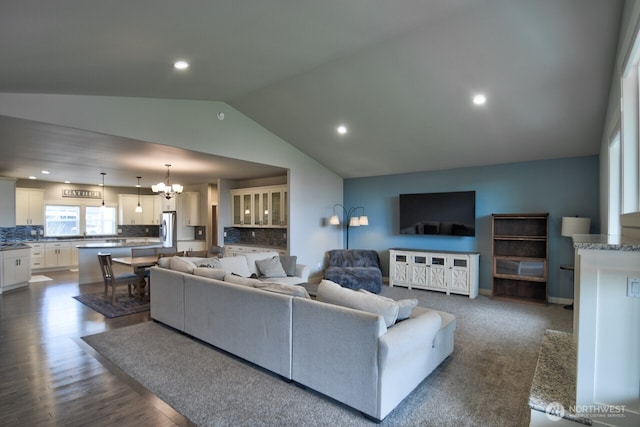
[{"xmin": 150, "ymin": 256, "xmax": 455, "ymax": 421}]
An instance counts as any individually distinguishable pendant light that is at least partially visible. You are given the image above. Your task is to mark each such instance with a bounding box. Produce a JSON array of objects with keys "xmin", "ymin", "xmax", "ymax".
[
  {"xmin": 135, "ymin": 176, "xmax": 143, "ymax": 213},
  {"xmin": 100, "ymin": 172, "xmax": 106, "ymax": 209}
]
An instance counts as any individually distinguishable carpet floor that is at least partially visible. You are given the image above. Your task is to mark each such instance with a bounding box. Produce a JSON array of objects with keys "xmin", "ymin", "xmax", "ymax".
[
  {"xmin": 82, "ymin": 287, "xmax": 572, "ymax": 426},
  {"xmin": 73, "ymin": 290, "xmax": 150, "ymax": 318}
]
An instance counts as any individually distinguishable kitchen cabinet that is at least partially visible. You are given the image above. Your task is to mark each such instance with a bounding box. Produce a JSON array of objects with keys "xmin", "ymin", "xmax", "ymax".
[
  {"xmin": 138, "ymin": 195, "xmax": 162, "ymax": 225},
  {"xmin": 16, "ymin": 188, "xmax": 45, "ymax": 225},
  {"xmin": 0, "ymin": 177, "xmax": 16, "ymax": 227},
  {"xmin": 29, "ymin": 242, "xmax": 45, "ymax": 270},
  {"xmin": 230, "ymin": 185, "xmax": 287, "ymax": 228},
  {"xmin": 224, "ymin": 244, "xmax": 287, "ymax": 257},
  {"xmin": 177, "ymin": 240, "xmax": 207, "ymax": 253},
  {"xmin": 160, "ymin": 196, "xmax": 176, "ymax": 212},
  {"xmin": 389, "ymin": 249, "xmax": 479, "ymax": 298},
  {"xmin": 1, "ymin": 248, "xmax": 31, "ymax": 293},
  {"xmin": 119, "ymin": 194, "xmax": 162, "ymax": 225},
  {"xmin": 45, "ymin": 241, "xmax": 72, "ymax": 269},
  {"xmin": 184, "ymin": 192, "xmax": 203, "ymax": 226}
]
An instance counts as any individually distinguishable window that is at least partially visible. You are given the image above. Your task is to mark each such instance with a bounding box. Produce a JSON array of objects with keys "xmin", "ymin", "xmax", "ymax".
[
  {"xmin": 86, "ymin": 206, "xmax": 117, "ymax": 235},
  {"xmin": 45, "ymin": 205, "xmax": 80, "ymax": 237}
]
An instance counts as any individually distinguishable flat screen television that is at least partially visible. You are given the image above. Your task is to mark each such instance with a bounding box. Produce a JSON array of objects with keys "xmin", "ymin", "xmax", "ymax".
[{"xmin": 399, "ymin": 191, "xmax": 476, "ymax": 236}]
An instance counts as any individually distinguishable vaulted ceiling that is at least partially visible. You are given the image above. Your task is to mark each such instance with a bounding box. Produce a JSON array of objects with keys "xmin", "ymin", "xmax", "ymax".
[{"xmin": 0, "ymin": 0, "xmax": 624, "ymax": 186}]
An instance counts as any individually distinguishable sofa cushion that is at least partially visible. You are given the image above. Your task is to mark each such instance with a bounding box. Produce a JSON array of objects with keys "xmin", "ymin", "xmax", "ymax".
[
  {"xmin": 279, "ymin": 255, "xmax": 298, "ymax": 276},
  {"xmin": 218, "ymin": 256, "xmax": 252, "ymax": 277},
  {"xmin": 256, "ymin": 256, "xmax": 287, "ymax": 278},
  {"xmin": 244, "ymin": 251, "xmax": 279, "ymax": 276},
  {"xmin": 254, "ymin": 282, "xmax": 310, "ymax": 299},
  {"xmin": 157, "ymin": 257, "xmax": 172, "ymax": 269},
  {"xmin": 169, "ymin": 256, "xmax": 198, "ymax": 274},
  {"xmin": 193, "ymin": 267, "xmax": 228, "ymax": 280},
  {"xmin": 359, "ymin": 289, "xmax": 418, "ymax": 321},
  {"xmin": 223, "ymin": 274, "xmax": 263, "ymax": 287},
  {"xmin": 196, "ymin": 257, "xmax": 223, "ymax": 269},
  {"xmin": 317, "ymin": 279, "xmax": 399, "ymax": 327}
]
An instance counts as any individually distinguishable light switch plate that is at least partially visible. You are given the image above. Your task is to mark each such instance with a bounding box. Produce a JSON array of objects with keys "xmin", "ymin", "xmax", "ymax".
[{"xmin": 627, "ymin": 277, "xmax": 640, "ymax": 298}]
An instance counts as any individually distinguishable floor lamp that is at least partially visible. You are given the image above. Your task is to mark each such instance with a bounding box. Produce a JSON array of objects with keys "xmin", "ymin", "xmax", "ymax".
[
  {"xmin": 561, "ymin": 216, "xmax": 591, "ymax": 310},
  {"xmin": 329, "ymin": 204, "xmax": 368, "ymax": 249}
]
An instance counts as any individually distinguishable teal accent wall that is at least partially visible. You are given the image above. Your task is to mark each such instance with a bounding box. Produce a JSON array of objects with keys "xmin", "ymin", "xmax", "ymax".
[{"xmin": 344, "ymin": 156, "xmax": 600, "ymax": 299}]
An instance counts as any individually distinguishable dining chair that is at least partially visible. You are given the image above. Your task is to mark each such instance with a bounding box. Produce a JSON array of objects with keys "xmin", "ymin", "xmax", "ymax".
[{"xmin": 97, "ymin": 253, "xmax": 142, "ymax": 304}]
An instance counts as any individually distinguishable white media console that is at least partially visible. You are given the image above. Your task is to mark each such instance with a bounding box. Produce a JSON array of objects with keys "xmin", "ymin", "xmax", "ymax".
[{"xmin": 389, "ymin": 248, "xmax": 479, "ymax": 298}]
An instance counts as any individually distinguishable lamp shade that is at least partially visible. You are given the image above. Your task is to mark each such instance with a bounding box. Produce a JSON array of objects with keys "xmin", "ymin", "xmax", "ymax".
[
  {"xmin": 349, "ymin": 216, "xmax": 360, "ymax": 227},
  {"xmin": 561, "ymin": 217, "xmax": 591, "ymax": 237},
  {"xmin": 358, "ymin": 215, "xmax": 369, "ymax": 226},
  {"xmin": 329, "ymin": 215, "xmax": 340, "ymax": 225}
]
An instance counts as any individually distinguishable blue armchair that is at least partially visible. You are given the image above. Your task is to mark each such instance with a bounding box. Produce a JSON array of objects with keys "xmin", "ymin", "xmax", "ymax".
[{"xmin": 323, "ymin": 249, "xmax": 383, "ymax": 294}]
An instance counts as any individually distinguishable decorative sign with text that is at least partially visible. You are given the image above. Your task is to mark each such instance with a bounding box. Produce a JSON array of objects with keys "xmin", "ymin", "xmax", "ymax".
[{"xmin": 62, "ymin": 189, "xmax": 102, "ymax": 199}]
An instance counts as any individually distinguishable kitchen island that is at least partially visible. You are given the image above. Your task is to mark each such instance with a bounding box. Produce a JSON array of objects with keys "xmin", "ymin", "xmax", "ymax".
[{"xmin": 77, "ymin": 242, "xmax": 162, "ymax": 285}]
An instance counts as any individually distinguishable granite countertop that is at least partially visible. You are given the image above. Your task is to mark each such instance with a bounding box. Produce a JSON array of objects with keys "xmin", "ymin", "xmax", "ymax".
[
  {"xmin": 0, "ymin": 243, "xmax": 32, "ymax": 251},
  {"xmin": 529, "ymin": 330, "xmax": 591, "ymax": 425},
  {"xmin": 76, "ymin": 242, "xmax": 162, "ymax": 249},
  {"xmin": 224, "ymin": 242, "xmax": 287, "ymax": 249},
  {"xmin": 572, "ymin": 234, "xmax": 640, "ymax": 251}
]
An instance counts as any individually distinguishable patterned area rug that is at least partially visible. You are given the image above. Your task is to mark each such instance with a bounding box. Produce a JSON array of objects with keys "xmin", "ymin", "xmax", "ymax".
[{"xmin": 73, "ymin": 291, "xmax": 149, "ymax": 318}]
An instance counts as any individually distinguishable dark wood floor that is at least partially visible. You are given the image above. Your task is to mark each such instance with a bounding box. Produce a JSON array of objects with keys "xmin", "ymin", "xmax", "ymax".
[{"xmin": 0, "ymin": 270, "xmax": 193, "ymax": 426}]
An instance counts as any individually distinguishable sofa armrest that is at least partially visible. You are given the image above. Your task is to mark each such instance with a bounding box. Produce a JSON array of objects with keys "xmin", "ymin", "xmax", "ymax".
[
  {"xmin": 378, "ymin": 309, "xmax": 442, "ymax": 369},
  {"xmin": 295, "ymin": 264, "xmax": 310, "ymax": 282}
]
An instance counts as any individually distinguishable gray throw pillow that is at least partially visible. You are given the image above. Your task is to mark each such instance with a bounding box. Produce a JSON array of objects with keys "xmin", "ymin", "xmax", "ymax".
[
  {"xmin": 279, "ymin": 255, "xmax": 297, "ymax": 276},
  {"xmin": 359, "ymin": 289, "xmax": 418, "ymax": 321},
  {"xmin": 255, "ymin": 256, "xmax": 287, "ymax": 278}
]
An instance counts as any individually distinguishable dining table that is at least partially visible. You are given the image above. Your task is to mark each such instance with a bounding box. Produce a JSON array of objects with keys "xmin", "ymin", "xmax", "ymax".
[{"xmin": 112, "ymin": 255, "xmax": 159, "ymax": 300}]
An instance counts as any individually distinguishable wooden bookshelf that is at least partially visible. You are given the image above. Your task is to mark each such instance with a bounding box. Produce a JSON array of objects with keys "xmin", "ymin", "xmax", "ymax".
[{"xmin": 491, "ymin": 213, "xmax": 549, "ymax": 304}]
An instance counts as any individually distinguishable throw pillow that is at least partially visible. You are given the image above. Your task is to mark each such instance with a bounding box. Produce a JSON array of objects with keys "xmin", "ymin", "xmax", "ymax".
[
  {"xmin": 244, "ymin": 251, "xmax": 280, "ymax": 276},
  {"xmin": 317, "ymin": 279, "xmax": 399, "ymax": 327},
  {"xmin": 359, "ymin": 289, "xmax": 418, "ymax": 321},
  {"xmin": 217, "ymin": 256, "xmax": 252, "ymax": 277},
  {"xmin": 157, "ymin": 257, "xmax": 171, "ymax": 269},
  {"xmin": 255, "ymin": 256, "xmax": 287, "ymax": 278},
  {"xmin": 279, "ymin": 255, "xmax": 298, "ymax": 276}
]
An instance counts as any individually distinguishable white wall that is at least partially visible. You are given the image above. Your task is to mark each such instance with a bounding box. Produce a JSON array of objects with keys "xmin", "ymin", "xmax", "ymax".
[{"xmin": 0, "ymin": 93, "xmax": 343, "ymax": 274}]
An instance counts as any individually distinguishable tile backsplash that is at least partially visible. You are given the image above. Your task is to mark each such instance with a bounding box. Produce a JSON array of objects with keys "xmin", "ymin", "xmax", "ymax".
[{"xmin": 223, "ymin": 227, "xmax": 286, "ymax": 248}]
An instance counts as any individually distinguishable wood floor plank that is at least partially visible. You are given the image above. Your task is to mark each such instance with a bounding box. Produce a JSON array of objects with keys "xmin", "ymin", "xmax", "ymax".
[{"xmin": 0, "ymin": 270, "xmax": 190, "ymax": 427}]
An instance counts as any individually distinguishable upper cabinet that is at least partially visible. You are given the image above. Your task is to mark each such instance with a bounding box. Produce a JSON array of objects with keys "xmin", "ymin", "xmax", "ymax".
[
  {"xmin": 118, "ymin": 194, "xmax": 163, "ymax": 225},
  {"xmin": 184, "ymin": 191, "xmax": 203, "ymax": 226},
  {"xmin": 16, "ymin": 187, "xmax": 45, "ymax": 226},
  {"xmin": 230, "ymin": 185, "xmax": 287, "ymax": 228}
]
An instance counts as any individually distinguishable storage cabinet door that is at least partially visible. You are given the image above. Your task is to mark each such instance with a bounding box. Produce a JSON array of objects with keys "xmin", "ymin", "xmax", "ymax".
[
  {"xmin": 449, "ymin": 257, "xmax": 470, "ymax": 293},
  {"xmin": 428, "ymin": 257, "xmax": 447, "ymax": 290},
  {"xmin": 391, "ymin": 253, "xmax": 410, "ymax": 284},
  {"xmin": 410, "ymin": 255, "xmax": 429, "ymax": 288}
]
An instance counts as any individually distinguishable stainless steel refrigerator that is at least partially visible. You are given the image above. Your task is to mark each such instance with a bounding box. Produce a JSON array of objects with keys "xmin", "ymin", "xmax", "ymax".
[{"xmin": 160, "ymin": 211, "xmax": 177, "ymax": 248}]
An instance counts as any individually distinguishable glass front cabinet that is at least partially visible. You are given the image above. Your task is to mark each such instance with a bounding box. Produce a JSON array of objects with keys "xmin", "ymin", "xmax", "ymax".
[{"xmin": 230, "ymin": 185, "xmax": 287, "ymax": 228}]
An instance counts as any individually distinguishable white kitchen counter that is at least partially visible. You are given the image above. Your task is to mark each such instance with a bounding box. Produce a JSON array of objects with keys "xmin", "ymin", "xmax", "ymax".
[{"xmin": 77, "ymin": 242, "xmax": 161, "ymax": 285}]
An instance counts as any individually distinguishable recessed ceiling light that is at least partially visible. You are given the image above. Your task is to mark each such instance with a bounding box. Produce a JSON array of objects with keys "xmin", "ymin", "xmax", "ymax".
[
  {"xmin": 337, "ymin": 125, "xmax": 348, "ymax": 135},
  {"xmin": 41, "ymin": 170, "xmax": 50, "ymax": 174},
  {"xmin": 174, "ymin": 60, "xmax": 190, "ymax": 70},
  {"xmin": 472, "ymin": 94, "xmax": 487, "ymax": 105},
  {"xmin": 28, "ymin": 176, "xmax": 36, "ymax": 180},
  {"xmin": 64, "ymin": 181, "xmax": 71, "ymax": 184}
]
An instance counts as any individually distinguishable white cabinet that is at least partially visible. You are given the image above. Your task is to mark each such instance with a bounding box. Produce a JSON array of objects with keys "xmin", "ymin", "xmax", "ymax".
[
  {"xmin": 389, "ymin": 249, "xmax": 479, "ymax": 298},
  {"xmin": 119, "ymin": 194, "xmax": 163, "ymax": 225},
  {"xmin": 184, "ymin": 192, "xmax": 203, "ymax": 226},
  {"xmin": 16, "ymin": 188, "xmax": 45, "ymax": 225},
  {"xmin": 0, "ymin": 177, "xmax": 16, "ymax": 227},
  {"xmin": 230, "ymin": 185, "xmax": 287, "ymax": 228},
  {"xmin": 177, "ymin": 240, "xmax": 207, "ymax": 253},
  {"xmin": 45, "ymin": 241, "xmax": 72, "ymax": 269},
  {"xmin": 118, "ymin": 194, "xmax": 143, "ymax": 225},
  {"xmin": 160, "ymin": 196, "xmax": 176, "ymax": 212},
  {"xmin": 224, "ymin": 244, "xmax": 287, "ymax": 257},
  {"xmin": 139, "ymin": 195, "xmax": 162, "ymax": 225},
  {"xmin": 29, "ymin": 242, "xmax": 46, "ymax": 270},
  {"xmin": 1, "ymin": 248, "xmax": 31, "ymax": 293}
]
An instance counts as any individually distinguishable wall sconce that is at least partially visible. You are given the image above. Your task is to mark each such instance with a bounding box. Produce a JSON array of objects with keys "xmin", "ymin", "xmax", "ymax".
[{"xmin": 330, "ymin": 204, "xmax": 369, "ymax": 249}]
